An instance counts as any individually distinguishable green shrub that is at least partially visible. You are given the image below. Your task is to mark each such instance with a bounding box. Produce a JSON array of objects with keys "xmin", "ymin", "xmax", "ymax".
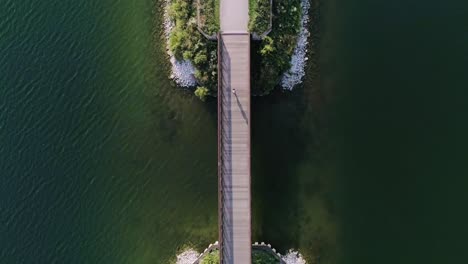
[
  {"xmin": 194, "ymin": 52, "xmax": 208, "ymax": 65},
  {"xmin": 249, "ymin": 0, "xmax": 271, "ymax": 33},
  {"xmin": 200, "ymin": 251, "xmax": 219, "ymax": 264},
  {"xmin": 183, "ymin": 50, "xmax": 194, "ymax": 60},
  {"xmin": 169, "ymin": 0, "xmax": 190, "ymax": 21},
  {"xmin": 252, "ymin": 250, "xmax": 280, "ymax": 264},
  {"xmin": 169, "ymin": 28, "xmax": 189, "ymax": 60},
  {"xmin": 199, "ymin": 0, "xmax": 220, "ymax": 35},
  {"xmin": 260, "ymin": 36, "xmax": 275, "ymax": 56},
  {"xmin": 195, "ymin": 86, "xmax": 210, "ymax": 101}
]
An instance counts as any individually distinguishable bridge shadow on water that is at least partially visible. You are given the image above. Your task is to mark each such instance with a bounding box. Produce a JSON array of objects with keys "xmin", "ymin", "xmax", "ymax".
[
  {"xmin": 205, "ymin": 32, "xmax": 333, "ymax": 262},
  {"xmin": 251, "ymin": 90, "xmax": 303, "ymax": 249},
  {"xmin": 251, "ymin": 75, "xmax": 333, "ymax": 261}
]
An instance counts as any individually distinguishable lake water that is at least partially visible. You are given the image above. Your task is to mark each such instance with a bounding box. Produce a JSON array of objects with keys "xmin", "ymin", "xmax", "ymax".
[{"xmin": 1, "ymin": 0, "xmax": 467, "ymax": 263}]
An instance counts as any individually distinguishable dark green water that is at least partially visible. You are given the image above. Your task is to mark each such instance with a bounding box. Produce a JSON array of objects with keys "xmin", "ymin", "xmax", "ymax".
[
  {"xmin": 1, "ymin": 0, "xmax": 467, "ymax": 263},
  {"xmin": 334, "ymin": 0, "xmax": 468, "ymax": 263}
]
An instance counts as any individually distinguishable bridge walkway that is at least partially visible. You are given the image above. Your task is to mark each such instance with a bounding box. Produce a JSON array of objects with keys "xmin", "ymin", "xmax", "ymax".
[{"xmin": 217, "ymin": 32, "xmax": 251, "ymax": 264}]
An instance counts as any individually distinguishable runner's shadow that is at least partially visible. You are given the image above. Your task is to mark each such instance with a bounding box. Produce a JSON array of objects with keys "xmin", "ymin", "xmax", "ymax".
[{"xmin": 235, "ymin": 94, "xmax": 249, "ymax": 125}]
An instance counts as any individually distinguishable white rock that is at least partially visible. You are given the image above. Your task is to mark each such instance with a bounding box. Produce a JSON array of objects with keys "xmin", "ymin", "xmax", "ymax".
[
  {"xmin": 176, "ymin": 249, "xmax": 199, "ymax": 264},
  {"xmin": 281, "ymin": 249, "xmax": 307, "ymax": 264}
]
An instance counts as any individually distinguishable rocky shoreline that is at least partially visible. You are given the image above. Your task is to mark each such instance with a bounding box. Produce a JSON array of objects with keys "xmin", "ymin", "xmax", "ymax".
[
  {"xmin": 163, "ymin": 0, "xmax": 197, "ymax": 87},
  {"xmin": 281, "ymin": 0, "xmax": 311, "ymax": 90},
  {"xmin": 175, "ymin": 249, "xmax": 199, "ymax": 264},
  {"xmin": 282, "ymin": 250, "xmax": 307, "ymax": 264}
]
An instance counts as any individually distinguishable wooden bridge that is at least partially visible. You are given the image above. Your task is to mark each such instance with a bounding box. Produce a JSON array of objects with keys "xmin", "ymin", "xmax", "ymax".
[
  {"xmin": 217, "ymin": 0, "xmax": 251, "ymax": 263},
  {"xmin": 217, "ymin": 32, "xmax": 251, "ymax": 264}
]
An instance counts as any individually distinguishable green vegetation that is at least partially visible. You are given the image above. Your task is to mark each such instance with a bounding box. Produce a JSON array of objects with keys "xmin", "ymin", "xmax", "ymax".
[
  {"xmin": 251, "ymin": 0, "xmax": 302, "ymax": 95},
  {"xmin": 168, "ymin": 0, "xmax": 304, "ymax": 97},
  {"xmin": 195, "ymin": 86, "xmax": 210, "ymax": 101},
  {"xmin": 201, "ymin": 251, "xmax": 220, "ymax": 264},
  {"xmin": 252, "ymin": 250, "xmax": 280, "ymax": 264},
  {"xmin": 249, "ymin": 0, "xmax": 271, "ymax": 33},
  {"xmin": 168, "ymin": 0, "xmax": 218, "ymax": 95},
  {"xmin": 199, "ymin": 0, "xmax": 220, "ymax": 35},
  {"xmin": 199, "ymin": 249, "xmax": 279, "ymax": 264}
]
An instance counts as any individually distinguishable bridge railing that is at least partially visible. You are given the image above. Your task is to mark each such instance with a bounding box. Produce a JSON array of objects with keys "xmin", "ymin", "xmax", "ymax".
[{"xmin": 217, "ymin": 32, "xmax": 225, "ymax": 263}]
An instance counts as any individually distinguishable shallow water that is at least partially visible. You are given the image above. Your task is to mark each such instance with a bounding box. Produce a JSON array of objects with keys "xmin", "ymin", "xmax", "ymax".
[{"xmin": 1, "ymin": 0, "xmax": 467, "ymax": 263}]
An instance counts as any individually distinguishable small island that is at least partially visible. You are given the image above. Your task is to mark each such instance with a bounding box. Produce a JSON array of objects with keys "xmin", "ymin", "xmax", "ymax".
[{"xmin": 164, "ymin": 0, "xmax": 310, "ymax": 100}]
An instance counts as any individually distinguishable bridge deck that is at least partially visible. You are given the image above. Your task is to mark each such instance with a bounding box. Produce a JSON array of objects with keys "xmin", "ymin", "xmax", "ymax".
[
  {"xmin": 218, "ymin": 33, "xmax": 251, "ymax": 264},
  {"xmin": 220, "ymin": 0, "xmax": 248, "ymax": 32}
]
